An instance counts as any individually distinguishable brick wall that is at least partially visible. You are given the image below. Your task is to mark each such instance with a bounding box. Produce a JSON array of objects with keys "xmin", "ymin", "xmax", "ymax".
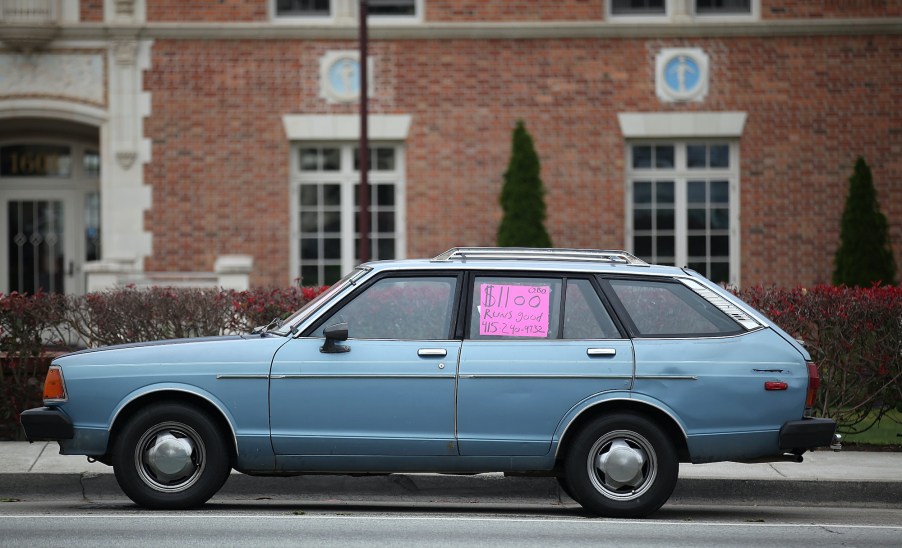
[
  {"xmin": 79, "ymin": 0, "xmax": 103, "ymax": 22},
  {"xmin": 136, "ymin": 1, "xmax": 902, "ymax": 23},
  {"xmin": 142, "ymin": 33, "xmax": 901, "ymax": 287},
  {"xmin": 146, "ymin": 0, "xmax": 267, "ymax": 22},
  {"xmin": 425, "ymin": 1, "xmax": 604, "ymax": 22},
  {"xmin": 763, "ymin": 1, "xmax": 902, "ymax": 18}
]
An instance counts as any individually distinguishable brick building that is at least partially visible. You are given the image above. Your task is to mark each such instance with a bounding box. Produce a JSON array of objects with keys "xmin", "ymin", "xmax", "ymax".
[{"xmin": 0, "ymin": 0, "xmax": 899, "ymax": 294}]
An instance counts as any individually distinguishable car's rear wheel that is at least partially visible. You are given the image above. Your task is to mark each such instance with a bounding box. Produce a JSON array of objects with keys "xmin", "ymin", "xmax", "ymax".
[
  {"xmin": 112, "ymin": 402, "xmax": 230, "ymax": 509},
  {"xmin": 563, "ymin": 412, "xmax": 678, "ymax": 518}
]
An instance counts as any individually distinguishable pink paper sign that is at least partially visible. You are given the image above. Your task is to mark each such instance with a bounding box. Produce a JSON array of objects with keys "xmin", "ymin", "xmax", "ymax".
[{"xmin": 479, "ymin": 283, "xmax": 550, "ymax": 338}]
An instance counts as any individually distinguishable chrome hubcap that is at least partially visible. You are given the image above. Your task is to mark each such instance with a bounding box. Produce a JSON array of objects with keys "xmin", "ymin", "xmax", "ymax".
[
  {"xmin": 146, "ymin": 433, "xmax": 196, "ymax": 481},
  {"xmin": 588, "ymin": 430, "xmax": 657, "ymax": 501},
  {"xmin": 135, "ymin": 422, "xmax": 206, "ymax": 493},
  {"xmin": 597, "ymin": 439, "xmax": 646, "ymax": 489}
]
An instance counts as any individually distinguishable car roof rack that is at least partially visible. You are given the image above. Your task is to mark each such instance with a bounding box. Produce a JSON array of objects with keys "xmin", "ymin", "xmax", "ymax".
[{"xmin": 431, "ymin": 247, "xmax": 649, "ymax": 266}]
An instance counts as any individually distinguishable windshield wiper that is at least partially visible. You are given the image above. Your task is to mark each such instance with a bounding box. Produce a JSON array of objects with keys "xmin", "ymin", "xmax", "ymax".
[{"xmin": 251, "ymin": 316, "xmax": 285, "ymax": 336}]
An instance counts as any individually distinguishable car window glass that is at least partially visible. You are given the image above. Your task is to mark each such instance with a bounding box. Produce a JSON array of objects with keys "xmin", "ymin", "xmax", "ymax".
[
  {"xmin": 314, "ymin": 276, "xmax": 457, "ymax": 340},
  {"xmin": 469, "ymin": 277, "xmax": 562, "ymax": 339},
  {"xmin": 563, "ymin": 279, "xmax": 621, "ymax": 339},
  {"xmin": 608, "ymin": 279, "xmax": 740, "ymax": 336}
]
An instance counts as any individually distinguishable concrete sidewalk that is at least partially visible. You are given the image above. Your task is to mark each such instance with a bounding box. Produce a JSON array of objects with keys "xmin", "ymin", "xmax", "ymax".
[{"xmin": 1, "ymin": 442, "xmax": 900, "ymax": 507}]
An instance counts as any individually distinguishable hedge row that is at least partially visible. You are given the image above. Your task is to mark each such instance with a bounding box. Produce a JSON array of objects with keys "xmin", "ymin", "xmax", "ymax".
[
  {"xmin": 735, "ymin": 285, "xmax": 902, "ymax": 434},
  {"xmin": 0, "ymin": 286, "xmax": 326, "ymax": 439},
  {"xmin": 2, "ymin": 284, "xmax": 900, "ymax": 440}
]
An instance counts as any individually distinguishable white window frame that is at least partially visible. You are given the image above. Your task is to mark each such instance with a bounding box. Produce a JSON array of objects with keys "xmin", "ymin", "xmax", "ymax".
[
  {"xmin": 271, "ymin": 0, "xmax": 423, "ymax": 25},
  {"xmin": 607, "ymin": 0, "xmax": 672, "ymax": 23},
  {"xmin": 289, "ymin": 142, "xmax": 406, "ymax": 286},
  {"xmin": 606, "ymin": 0, "xmax": 759, "ymax": 22},
  {"xmin": 692, "ymin": 0, "xmax": 759, "ymax": 21},
  {"xmin": 624, "ymin": 141, "xmax": 740, "ymax": 286}
]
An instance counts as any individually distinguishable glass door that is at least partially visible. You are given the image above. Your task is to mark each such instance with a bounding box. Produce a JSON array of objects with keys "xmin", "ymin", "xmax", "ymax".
[
  {"xmin": 0, "ymin": 140, "xmax": 99, "ymax": 295},
  {"xmin": 1, "ymin": 191, "xmax": 78, "ymax": 295}
]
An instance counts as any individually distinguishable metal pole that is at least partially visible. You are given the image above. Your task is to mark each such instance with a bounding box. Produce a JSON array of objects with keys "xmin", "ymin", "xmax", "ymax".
[{"xmin": 357, "ymin": 0, "xmax": 370, "ymax": 264}]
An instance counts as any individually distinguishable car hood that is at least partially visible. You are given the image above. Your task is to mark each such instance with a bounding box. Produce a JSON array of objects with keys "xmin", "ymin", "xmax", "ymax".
[
  {"xmin": 62, "ymin": 335, "xmax": 247, "ymax": 357},
  {"xmin": 53, "ymin": 334, "xmax": 289, "ymax": 368}
]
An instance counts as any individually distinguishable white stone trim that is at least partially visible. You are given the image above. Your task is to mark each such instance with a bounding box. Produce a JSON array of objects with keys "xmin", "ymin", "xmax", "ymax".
[
  {"xmin": 102, "ymin": 36, "xmax": 153, "ymax": 267},
  {"xmin": 282, "ymin": 114, "xmax": 412, "ymax": 141},
  {"xmin": 0, "ymin": 98, "xmax": 108, "ymax": 125},
  {"xmin": 617, "ymin": 112, "xmax": 747, "ymax": 139}
]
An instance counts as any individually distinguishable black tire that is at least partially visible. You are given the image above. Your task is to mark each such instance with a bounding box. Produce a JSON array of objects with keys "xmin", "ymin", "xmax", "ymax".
[
  {"xmin": 112, "ymin": 402, "xmax": 231, "ymax": 509},
  {"xmin": 555, "ymin": 476, "xmax": 578, "ymax": 502},
  {"xmin": 563, "ymin": 412, "xmax": 678, "ymax": 518}
]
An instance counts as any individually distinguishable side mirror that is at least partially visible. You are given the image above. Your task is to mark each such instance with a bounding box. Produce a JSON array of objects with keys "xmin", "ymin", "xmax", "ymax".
[{"xmin": 320, "ymin": 322, "xmax": 350, "ymax": 353}]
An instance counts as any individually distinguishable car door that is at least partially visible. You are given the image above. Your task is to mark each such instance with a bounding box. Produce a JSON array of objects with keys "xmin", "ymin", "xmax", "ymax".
[
  {"xmin": 270, "ymin": 273, "xmax": 462, "ymax": 457},
  {"xmin": 457, "ymin": 274, "xmax": 634, "ymax": 456},
  {"xmin": 601, "ymin": 276, "xmax": 809, "ymax": 462}
]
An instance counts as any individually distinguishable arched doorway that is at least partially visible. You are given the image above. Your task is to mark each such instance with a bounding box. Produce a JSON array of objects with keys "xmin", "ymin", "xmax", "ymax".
[{"xmin": 0, "ymin": 118, "xmax": 100, "ymax": 295}]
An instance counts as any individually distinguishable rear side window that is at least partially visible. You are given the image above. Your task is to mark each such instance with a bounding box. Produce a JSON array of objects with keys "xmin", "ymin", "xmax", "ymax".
[{"xmin": 608, "ymin": 278, "xmax": 742, "ymax": 336}]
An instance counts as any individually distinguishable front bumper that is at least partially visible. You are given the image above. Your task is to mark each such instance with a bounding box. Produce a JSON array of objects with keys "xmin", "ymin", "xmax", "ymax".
[
  {"xmin": 20, "ymin": 407, "xmax": 74, "ymax": 441},
  {"xmin": 779, "ymin": 417, "xmax": 838, "ymax": 451}
]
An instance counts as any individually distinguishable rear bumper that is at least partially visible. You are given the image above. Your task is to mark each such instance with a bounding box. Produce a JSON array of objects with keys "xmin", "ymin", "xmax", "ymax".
[
  {"xmin": 779, "ymin": 417, "xmax": 837, "ymax": 451},
  {"xmin": 20, "ymin": 407, "xmax": 74, "ymax": 441}
]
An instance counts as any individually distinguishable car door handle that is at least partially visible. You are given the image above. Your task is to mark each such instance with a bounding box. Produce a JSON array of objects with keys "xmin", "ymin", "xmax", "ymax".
[
  {"xmin": 587, "ymin": 348, "xmax": 617, "ymax": 357},
  {"xmin": 418, "ymin": 348, "xmax": 447, "ymax": 357}
]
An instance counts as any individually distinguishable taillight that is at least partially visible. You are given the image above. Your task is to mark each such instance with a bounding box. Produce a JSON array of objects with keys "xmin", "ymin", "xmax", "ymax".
[
  {"xmin": 43, "ymin": 366, "xmax": 67, "ymax": 401},
  {"xmin": 805, "ymin": 362, "xmax": 820, "ymax": 412}
]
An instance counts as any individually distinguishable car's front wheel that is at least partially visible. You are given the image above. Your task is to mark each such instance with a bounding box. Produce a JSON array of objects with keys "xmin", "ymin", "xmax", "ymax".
[
  {"xmin": 563, "ymin": 412, "xmax": 678, "ymax": 518},
  {"xmin": 112, "ymin": 402, "xmax": 231, "ymax": 509}
]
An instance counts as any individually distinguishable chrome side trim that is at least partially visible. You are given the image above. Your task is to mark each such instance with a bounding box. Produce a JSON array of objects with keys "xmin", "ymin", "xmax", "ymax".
[
  {"xmin": 632, "ymin": 327, "xmax": 765, "ymax": 341},
  {"xmin": 272, "ymin": 374, "xmax": 457, "ymax": 379},
  {"xmin": 459, "ymin": 374, "xmax": 633, "ymax": 380},
  {"xmin": 216, "ymin": 374, "xmax": 270, "ymax": 380},
  {"xmin": 634, "ymin": 375, "xmax": 698, "ymax": 381}
]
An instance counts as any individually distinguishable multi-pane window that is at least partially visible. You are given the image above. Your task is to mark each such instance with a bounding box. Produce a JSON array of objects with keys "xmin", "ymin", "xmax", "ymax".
[
  {"xmin": 293, "ymin": 144, "xmax": 404, "ymax": 286},
  {"xmin": 368, "ymin": 0, "xmax": 416, "ymax": 16},
  {"xmin": 626, "ymin": 142, "xmax": 738, "ymax": 286},
  {"xmin": 276, "ymin": 0, "xmax": 417, "ymax": 18},
  {"xmin": 276, "ymin": 0, "xmax": 330, "ymax": 16},
  {"xmin": 610, "ymin": 0, "xmax": 666, "ymax": 15},
  {"xmin": 695, "ymin": 0, "xmax": 752, "ymax": 15},
  {"xmin": 609, "ymin": 0, "xmax": 756, "ymax": 19}
]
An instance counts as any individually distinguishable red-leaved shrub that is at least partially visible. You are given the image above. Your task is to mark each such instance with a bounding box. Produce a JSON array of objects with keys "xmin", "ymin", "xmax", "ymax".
[{"xmin": 737, "ymin": 285, "xmax": 902, "ymax": 433}]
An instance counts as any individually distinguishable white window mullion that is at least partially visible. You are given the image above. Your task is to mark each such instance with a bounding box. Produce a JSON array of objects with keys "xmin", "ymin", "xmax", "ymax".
[
  {"xmin": 674, "ymin": 176, "xmax": 688, "ymax": 270},
  {"xmin": 394, "ymin": 145, "xmax": 407, "ymax": 259},
  {"xmin": 340, "ymin": 176, "xmax": 355, "ymax": 275}
]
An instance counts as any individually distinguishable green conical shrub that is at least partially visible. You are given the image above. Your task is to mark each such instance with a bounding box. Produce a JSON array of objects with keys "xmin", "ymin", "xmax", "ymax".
[
  {"xmin": 497, "ymin": 120, "xmax": 552, "ymax": 248},
  {"xmin": 833, "ymin": 157, "xmax": 897, "ymax": 286}
]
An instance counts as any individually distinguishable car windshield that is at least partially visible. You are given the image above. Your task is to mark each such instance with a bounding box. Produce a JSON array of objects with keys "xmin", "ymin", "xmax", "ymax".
[{"xmin": 271, "ymin": 267, "xmax": 370, "ymax": 335}]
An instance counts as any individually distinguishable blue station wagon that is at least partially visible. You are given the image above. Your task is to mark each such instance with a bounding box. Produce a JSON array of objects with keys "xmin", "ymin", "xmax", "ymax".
[{"xmin": 21, "ymin": 248, "xmax": 839, "ymax": 518}]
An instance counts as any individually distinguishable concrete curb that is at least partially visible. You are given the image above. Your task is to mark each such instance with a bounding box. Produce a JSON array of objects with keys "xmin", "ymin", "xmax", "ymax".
[{"xmin": 2, "ymin": 473, "xmax": 900, "ymax": 508}]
